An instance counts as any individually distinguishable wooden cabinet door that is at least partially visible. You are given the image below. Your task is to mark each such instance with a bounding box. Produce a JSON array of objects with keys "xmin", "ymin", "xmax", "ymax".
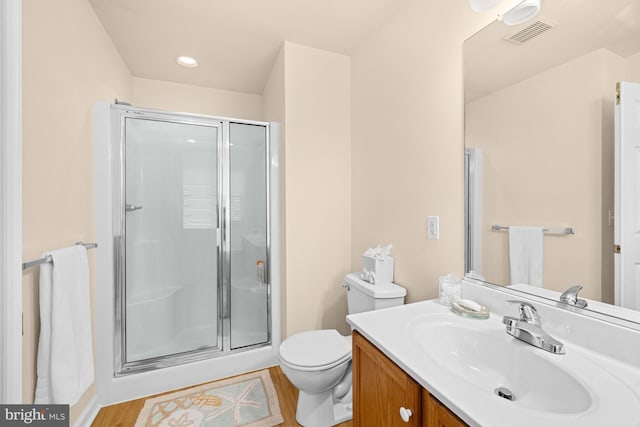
[
  {"xmin": 423, "ymin": 390, "xmax": 468, "ymax": 427},
  {"xmin": 353, "ymin": 331, "xmax": 421, "ymax": 427}
]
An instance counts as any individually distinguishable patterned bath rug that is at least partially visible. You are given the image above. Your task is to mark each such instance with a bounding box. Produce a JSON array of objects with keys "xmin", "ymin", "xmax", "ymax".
[{"xmin": 134, "ymin": 369, "xmax": 284, "ymax": 427}]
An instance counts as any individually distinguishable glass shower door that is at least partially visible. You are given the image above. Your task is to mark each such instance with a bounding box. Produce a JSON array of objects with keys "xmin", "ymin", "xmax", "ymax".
[
  {"xmin": 123, "ymin": 117, "xmax": 221, "ymax": 363},
  {"xmin": 228, "ymin": 123, "xmax": 269, "ymax": 349}
]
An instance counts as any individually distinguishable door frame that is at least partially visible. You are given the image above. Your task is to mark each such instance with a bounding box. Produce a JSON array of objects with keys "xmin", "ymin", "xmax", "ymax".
[
  {"xmin": 0, "ymin": 0, "xmax": 23, "ymax": 404},
  {"xmin": 614, "ymin": 81, "xmax": 640, "ymax": 310}
]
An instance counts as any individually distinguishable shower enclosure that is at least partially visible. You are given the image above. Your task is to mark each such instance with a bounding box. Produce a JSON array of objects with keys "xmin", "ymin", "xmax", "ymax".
[{"xmin": 94, "ymin": 103, "xmax": 280, "ymax": 403}]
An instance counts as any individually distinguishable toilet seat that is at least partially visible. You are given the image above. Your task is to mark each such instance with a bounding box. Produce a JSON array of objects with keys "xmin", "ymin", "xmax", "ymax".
[{"xmin": 279, "ymin": 329, "xmax": 351, "ymax": 371}]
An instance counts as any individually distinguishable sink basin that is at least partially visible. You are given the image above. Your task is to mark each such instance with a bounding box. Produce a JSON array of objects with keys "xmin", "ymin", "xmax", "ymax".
[
  {"xmin": 348, "ymin": 294, "xmax": 640, "ymax": 426},
  {"xmin": 409, "ymin": 315, "xmax": 592, "ymax": 414}
]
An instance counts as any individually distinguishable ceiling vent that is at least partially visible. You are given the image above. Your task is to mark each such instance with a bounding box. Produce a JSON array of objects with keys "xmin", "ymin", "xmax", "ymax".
[{"xmin": 503, "ymin": 19, "xmax": 556, "ymax": 45}]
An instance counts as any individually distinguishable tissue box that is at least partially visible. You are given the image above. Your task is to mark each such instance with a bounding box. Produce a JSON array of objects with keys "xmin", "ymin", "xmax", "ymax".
[{"xmin": 362, "ymin": 255, "xmax": 394, "ymax": 284}]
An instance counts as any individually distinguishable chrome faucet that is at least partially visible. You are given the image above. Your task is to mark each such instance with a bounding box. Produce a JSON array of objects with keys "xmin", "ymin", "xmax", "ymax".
[
  {"xmin": 560, "ymin": 285, "xmax": 588, "ymax": 308},
  {"xmin": 502, "ymin": 300, "xmax": 565, "ymax": 355}
]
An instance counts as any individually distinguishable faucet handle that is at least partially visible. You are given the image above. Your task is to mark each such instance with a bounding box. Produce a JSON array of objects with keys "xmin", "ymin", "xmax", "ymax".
[
  {"xmin": 506, "ymin": 300, "xmax": 541, "ymax": 325},
  {"xmin": 560, "ymin": 285, "xmax": 588, "ymax": 308}
]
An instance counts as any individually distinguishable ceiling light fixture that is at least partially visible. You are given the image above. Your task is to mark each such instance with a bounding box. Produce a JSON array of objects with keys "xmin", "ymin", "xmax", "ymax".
[
  {"xmin": 176, "ymin": 56, "xmax": 198, "ymax": 68},
  {"xmin": 469, "ymin": 0, "xmax": 541, "ymax": 26},
  {"xmin": 499, "ymin": 0, "xmax": 541, "ymax": 26}
]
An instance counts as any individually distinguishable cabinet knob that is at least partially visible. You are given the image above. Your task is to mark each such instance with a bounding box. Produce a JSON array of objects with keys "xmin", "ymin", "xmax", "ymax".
[{"xmin": 399, "ymin": 407, "xmax": 413, "ymax": 422}]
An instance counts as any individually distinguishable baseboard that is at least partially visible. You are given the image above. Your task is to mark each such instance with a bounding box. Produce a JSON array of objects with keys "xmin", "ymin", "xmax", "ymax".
[{"xmin": 74, "ymin": 396, "xmax": 101, "ymax": 427}]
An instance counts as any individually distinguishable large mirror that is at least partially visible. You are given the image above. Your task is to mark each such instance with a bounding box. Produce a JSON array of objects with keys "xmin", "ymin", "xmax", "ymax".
[{"xmin": 464, "ymin": 0, "xmax": 640, "ymax": 319}]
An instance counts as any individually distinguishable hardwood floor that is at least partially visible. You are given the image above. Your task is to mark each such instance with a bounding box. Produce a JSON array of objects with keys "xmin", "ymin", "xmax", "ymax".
[{"xmin": 92, "ymin": 366, "xmax": 354, "ymax": 427}]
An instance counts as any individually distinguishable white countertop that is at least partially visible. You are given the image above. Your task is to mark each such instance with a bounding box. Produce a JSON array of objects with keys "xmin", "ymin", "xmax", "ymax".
[{"xmin": 347, "ymin": 298, "xmax": 640, "ymax": 427}]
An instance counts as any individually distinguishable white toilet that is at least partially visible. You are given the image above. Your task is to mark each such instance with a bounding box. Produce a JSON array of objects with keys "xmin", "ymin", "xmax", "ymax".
[{"xmin": 278, "ymin": 273, "xmax": 407, "ymax": 427}]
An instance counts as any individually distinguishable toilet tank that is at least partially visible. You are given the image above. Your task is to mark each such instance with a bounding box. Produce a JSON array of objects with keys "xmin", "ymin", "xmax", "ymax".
[{"xmin": 344, "ymin": 273, "xmax": 407, "ymax": 315}]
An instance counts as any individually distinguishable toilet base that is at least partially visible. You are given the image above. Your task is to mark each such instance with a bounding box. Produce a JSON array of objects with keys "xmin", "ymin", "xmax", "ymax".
[{"xmin": 295, "ymin": 390, "xmax": 353, "ymax": 427}]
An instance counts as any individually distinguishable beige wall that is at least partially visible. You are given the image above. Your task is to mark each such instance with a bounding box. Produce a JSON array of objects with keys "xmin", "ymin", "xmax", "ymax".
[
  {"xmin": 466, "ymin": 49, "xmax": 628, "ymax": 300},
  {"xmin": 350, "ymin": 0, "xmax": 488, "ymax": 303},
  {"xmin": 281, "ymin": 42, "xmax": 352, "ymax": 336},
  {"xmin": 262, "ymin": 46, "xmax": 285, "ymax": 125},
  {"xmin": 132, "ymin": 77, "xmax": 263, "ymax": 120},
  {"xmin": 22, "ymin": 0, "xmax": 131, "ymax": 421},
  {"xmin": 262, "ymin": 47, "xmax": 287, "ymax": 335},
  {"xmin": 629, "ymin": 52, "xmax": 640, "ymax": 80}
]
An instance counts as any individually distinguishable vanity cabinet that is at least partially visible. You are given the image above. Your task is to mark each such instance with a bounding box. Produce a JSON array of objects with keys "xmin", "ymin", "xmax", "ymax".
[
  {"xmin": 423, "ymin": 392, "xmax": 467, "ymax": 427},
  {"xmin": 353, "ymin": 331, "xmax": 421, "ymax": 426},
  {"xmin": 353, "ymin": 331, "xmax": 467, "ymax": 427}
]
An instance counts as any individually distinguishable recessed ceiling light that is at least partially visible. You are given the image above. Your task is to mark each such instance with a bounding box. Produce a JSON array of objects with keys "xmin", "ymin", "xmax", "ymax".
[{"xmin": 176, "ymin": 56, "xmax": 198, "ymax": 68}]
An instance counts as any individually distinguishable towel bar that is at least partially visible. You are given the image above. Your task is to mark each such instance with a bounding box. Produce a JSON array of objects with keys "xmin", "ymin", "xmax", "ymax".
[
  {"xmin": 22, "ymin": 242, "xmax": 98, "ymax": 271},
  {"xmin": 491, "ymin": 225, "xmax": 574, "ymax": 235}
]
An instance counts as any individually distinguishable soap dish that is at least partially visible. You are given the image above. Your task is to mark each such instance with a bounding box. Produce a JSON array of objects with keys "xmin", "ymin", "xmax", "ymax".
[{"xmin": 451, "ymin": 301, "xmax": 490, "ymax": 320}]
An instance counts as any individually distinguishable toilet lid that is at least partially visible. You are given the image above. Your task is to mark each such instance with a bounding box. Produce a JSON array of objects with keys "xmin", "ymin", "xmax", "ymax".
[{"xmin": 279, "ymin": 329, "xmax": 351, "ymax": 368}]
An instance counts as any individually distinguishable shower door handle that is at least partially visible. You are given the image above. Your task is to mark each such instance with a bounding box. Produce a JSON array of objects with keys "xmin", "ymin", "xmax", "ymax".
[
  {"xmin": 257, "ymin": 260, "xmax": 265, "ymax": 285},
  {"xmin": 125, "ymin": 204, "xmax": 143, "ymax": 212}
]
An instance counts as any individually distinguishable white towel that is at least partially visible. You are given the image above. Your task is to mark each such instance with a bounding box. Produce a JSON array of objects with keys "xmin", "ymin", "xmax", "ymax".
[
  {"xmin": 509, "ymin": 226, "xmax": 544, "ymax": 287},
  {"xmin": 34, "ymin": 245, "xmax": 94, "ymax": 405}
]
